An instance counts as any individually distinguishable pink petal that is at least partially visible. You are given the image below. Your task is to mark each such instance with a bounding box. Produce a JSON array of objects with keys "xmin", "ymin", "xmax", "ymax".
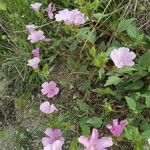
[
  {"xmin": 49, "ymin": 81, "xmax": 57, "ymax": 87},
  {"xmin": 32, "ymin": 48, "xmax": 40, "ymax": 57},
  {"xmin": 95, "ymin": 137, "xmax": 113, "ymax": 150},
  {"xmin": 40, "ymin": 101, "xmax": 50, "ymax": 114},
  {"xmin": 54, "ymin": 87, "xmax": 59, "ymax": 95},
  {"xmin": 49, "ymin": 104, "xmax": 58, "ymax": 113},
  {"xmin": 106, "ymin": 124, "xmax": 113, "ymax": 130},
  {"xmin": 53, "ymin": 129, "xmax": 61, "ymax": 139},
  {"xmin": 120, "ymin": 119, "xmax": 128, "ymax": 128},
  {"xmin": 52, "ymin": 140, "xmax": 64, "ymax": 150},
  {"xmin": 78, "ymin": 136, "xmax": 89, "ymax": 148},
  {"xmin": 42, "ymin": 137, "xmax": 51, "ymax": 146},
  {"xmin": 45, "ymin": 128, "xmax": 53, "ymax": 137},
  {"xmin": 90, "ymin": 128, "xmax": 99, "ymax": 144},
  {"xmin": 27, "ymin": 57, "xmax": 40, "ymax": 69},
  {"xmin": 41, "ymin": 89, "xmax": 48, "ymax": 95},
  {"xmin": 42, "ymin": 82, "xmax": 49, "ymax": 88},
  {"xmin": 112, "ymin": 119, "xmax": 118, "ymax": 127},
  {"xmin": 47, "ymin": 93, "xmax": 55, "ymax": 98},
  {"xmin": 129, "ymin": 52, "xmax": 136, "ymax": 59},
  {"xmin": 31, "ymin": 3, "xmax": 42, "ymax": 12},
  {"xmin": 44, "ymin": 144, "xmax": 53, "ymax": 150}
]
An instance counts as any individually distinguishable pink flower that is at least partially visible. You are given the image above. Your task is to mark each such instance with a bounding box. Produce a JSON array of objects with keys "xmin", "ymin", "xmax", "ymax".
[
  {"xmin": 68, "ymin": 9, "xmax": 86, "ymax": 25},
  {"xmin": 32, "ymin": 48, "xmax": 40, "ymax": 57},
  {"xmin": 41, "ymin": 81, "xmax": 59, "ymax": 98},
  {"xmin": 110, "ymin": 47, "xmax": 136, "ymax": 68},
  {"xmin": 106, "ymin": 119, "xmax": 128, "ymax": 137},
  {"xmin": 26, "ymin": 24, "xmax": 37, "ymax": 33},
  {"xmin": 45, "ymin": 3, "xmax": 56, "ymax": 19},
  {"xmin": 27, "ymin": 30, "xmax": 51, "ymax": 43},
  {"xmin": 40, "ymin": 101, "xmax": 58, "ymax": 114},
  {"xmin": 27, "ymin": 30, "xmax": 45, "ymax": 43},
  {"xmin": 44, "ymin": 141, "xmax": 64, "ymax": 150},
  {"xmin": 42, "ymin": 128, "xmax": 64, "ymax": 150},
  {"xmin": 27, "ymin": 57, "xmax": 40, "ymax": 69},
  {"xmin": 55, "ymin": 9, "xmax": 86, "ymax": 26},
  {"xmin": 55, "ymin": 9, "xmax": 70, "ymax": 22},
  {"xmin": 78, "ymin": 128, "xmax": 113, "ymax": 150},
  {"xmin": 31, "ymin": 2, "xmax": 42, "ymax": 12}
]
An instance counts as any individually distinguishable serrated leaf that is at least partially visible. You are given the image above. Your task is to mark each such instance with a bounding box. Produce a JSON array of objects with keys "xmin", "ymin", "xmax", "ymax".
[
  {"xmin": 138, "ymin": 50, "xmax": 150, "ymax": 68},
  {"xmin": 117, "ymin": 18, "xmax": 135, "ymax": 32},
  {"xmin": 119, "ymin": 66, "xmax": 136, "ymax": 74},
  {"xmin": 141, "ymin": 93, "xmax": 150, "ymax": 108},
  {"xmin": 79, "ymin": 118, "xmax": 90, "ymax": 136},
  {"xmin": 104, "ymin": 75, "xmax": 121, "ymax": 86},
  {"xmin": 127, "ymin": 25, "xmax": 141, "ymax": 39},
  {"xmin": 125, "ymin": 80, "xmax": 144, "ymax": 90},
  {"xmin": 87, "ymin": 117, "xmax": 102, "ymax": 128},
  {"xmin": 76, "ymin": 27, "xmax": 96, "ymax": 43},
  {"xmin": 67, "ymin": 57, "xmax": 77, "ymax": 70},
  {"xmin": 125, "ymin": 96, "xmax": 137, "ymax": 113},
  {"xmin": 92, "ymin": 87, "xmax": 116, "ymax": 96},
  {"xmin": 79, "ymin": 79, "xmax": 91, "ymax": 91},
  {"xmin": 98, "ymin": 68, "xmax": 105, "ymax": 80},
  {"xmin": 93, "ymin": 13, "xmax": 108, "ymax": 20},
  {"xmin": 141, "ymin": 130, "xmax": 150, "ymax": 139},
  {"xmin": 76, "ymin": 99, "xmax": 89, "ymax": 113}
]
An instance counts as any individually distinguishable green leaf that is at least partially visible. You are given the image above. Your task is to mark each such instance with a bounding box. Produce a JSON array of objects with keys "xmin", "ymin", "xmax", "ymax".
[
  {"xmin": 67, "ymin": 57, "xmax": 77, "ymax": 70},
  {"xmin": 92, "ymin": 87, "xmax": 116, "ymax": 96},
  {"xmin": 93, "ymin": 52, "xmax": 107, "ymax": 67},
  {"xmin": 0, "ymin": 0, "xmax": 6, "ymax": 11},
  {"xmin": 125, "ymin": 96, "xmax": 137, "ymax": 113},
  {"xmin": 141, "ymin": 130, "xmax": 150, "ymax": 139},
  {"xmin": 125, "ymin": 80, "xmax": 144, "ymax": 90},
  {"xmin": 127, "ymin": 25, "xmax": 142, "ymax": 39},
  {"xmin": 76, "ymin": 27, "xmax": 96, "ymax": 43},
  {"xmin": 93, "ymin": 13, "xmax": 108, "ymax": 20},
  {"xmin": 59, "ymin": 78, "xmax": 71, "ymax": 87},
  {"xmin": 117, "ymin": 18, "xmax": 135, "ymax": 32},
  {"xmin": 104, "ymin": 75, "xmax": 121, "ymax": 86},
  {"xmin": 118, "ymin": 66, "xmax": 136, "ymax": 74},
  {"xmin": 79, "ymin": 79, "xmax": 91, "ymax": 91},
  {"xmin": 76, "ymin": 99, "xmax": 89, "ymax": 113},
  {"xmin": 87, "ymin": 117, "xmax": 102, "ymax": 128},
  {"xmin": 138, "ymin": 50, "xmax": 150, "ymax": 68},
  {"xmin": 89, "ymin": 47, "xmax": 96, "ymax": 58},
  {"xmin": 141, "ymin": 93, "xmax": 150, "ymax": 108},
  {"xmin": 79, "ymin": 118, "xmax": 90, "ymax": 136},
  {"xmin": 98, "ymin": 68, "xmax": 105, "ymax": 80}
]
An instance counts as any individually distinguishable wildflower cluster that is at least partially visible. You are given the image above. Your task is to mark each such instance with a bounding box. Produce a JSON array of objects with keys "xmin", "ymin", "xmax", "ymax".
[{"xmin": 24, "ymin": 2, "xmax": 150, "ymax": 150}]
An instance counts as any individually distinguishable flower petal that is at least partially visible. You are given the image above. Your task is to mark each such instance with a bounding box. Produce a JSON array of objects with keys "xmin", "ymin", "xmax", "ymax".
[
  {"xmin": 52, "ymin": 140, "xmax": 64, "ymax": 150},
  {"xmin": 78, "ymin": 136, "xmax": 89, "ymax": 148},
  {"xmin": 40, "ymin": 101, "xmax": 51, "ymax": 114},
  {"xmin": 90, "ymin": 128, "xmax": 99, "ymax": 144},
  {"xmin": 42, "ymin": 137, "xmax": 51, "ymax": 146},
  {"xmin": 95, "ymin": 137, "xmax": 113, "ymax": 149}
]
